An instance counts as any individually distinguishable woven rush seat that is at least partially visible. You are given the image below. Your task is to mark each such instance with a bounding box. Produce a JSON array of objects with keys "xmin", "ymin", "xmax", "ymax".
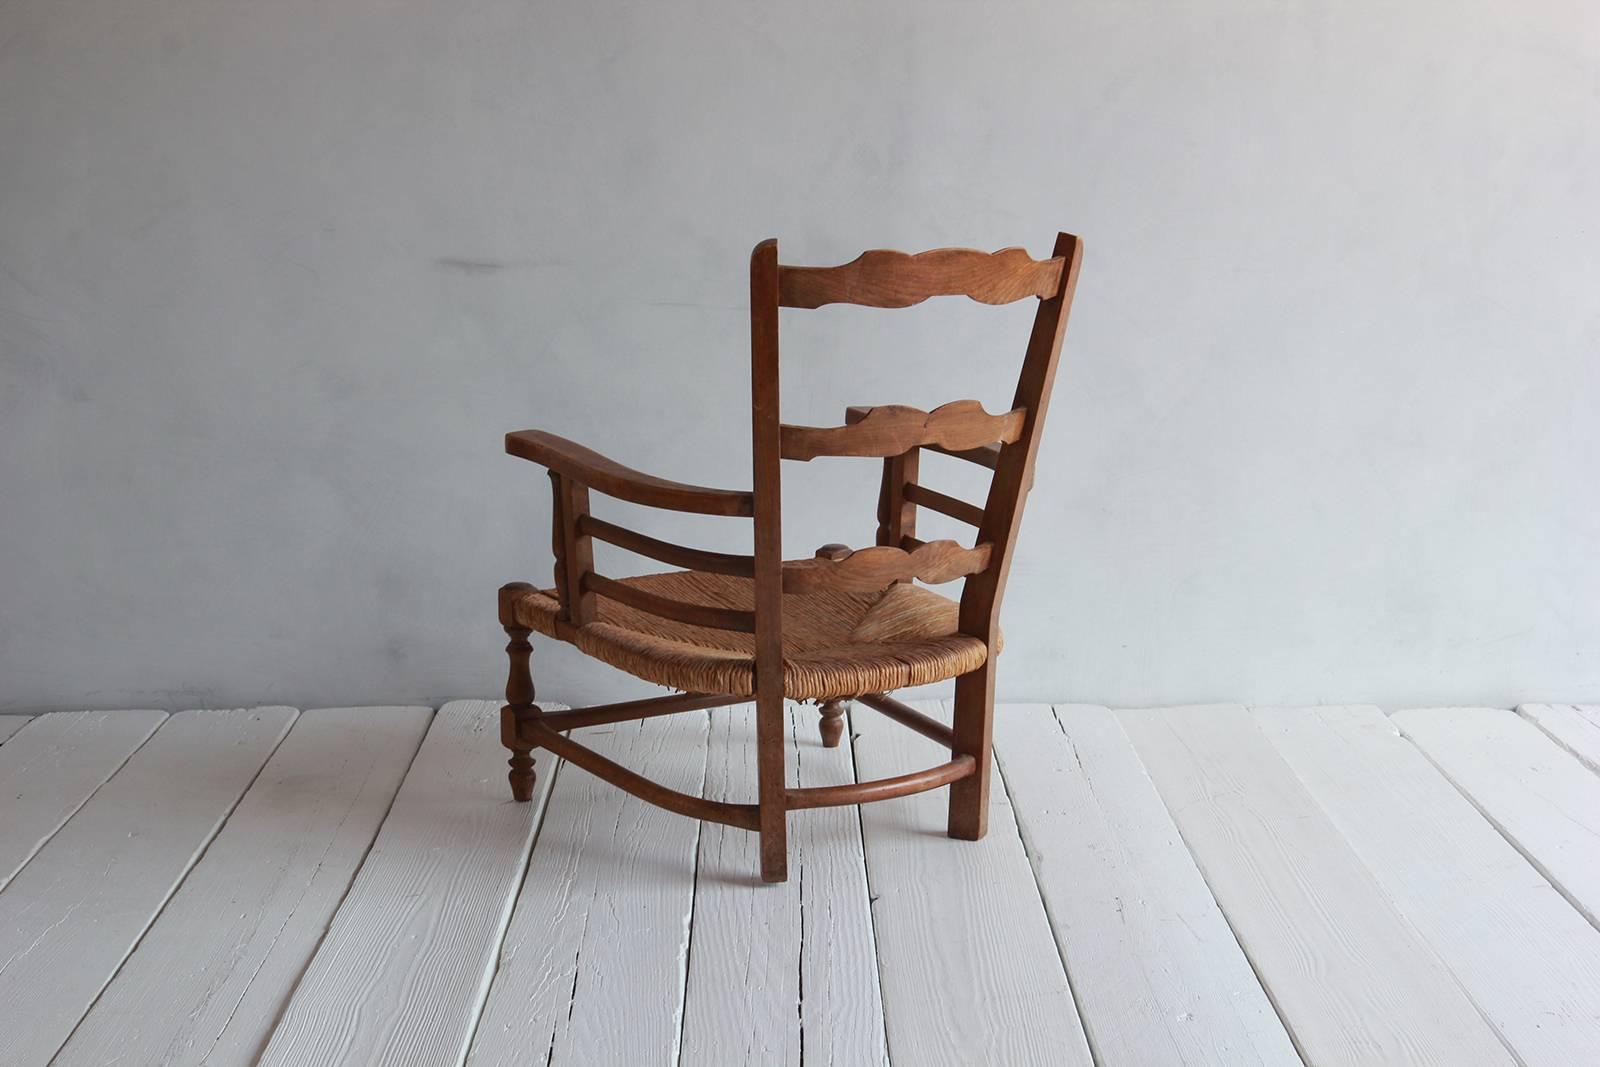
[{"xmin": 509, "ymin": 570, "xmax": 993, "ymax": 701}]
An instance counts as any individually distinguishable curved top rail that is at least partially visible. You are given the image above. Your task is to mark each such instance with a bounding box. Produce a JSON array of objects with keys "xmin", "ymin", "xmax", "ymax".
[
  {"xmin": 778, "ymin": 247, "xmax": 1064, "ymax": 309},
  {"xmin": 507, "ymin": 429, "xmax": 755, "ymax": 517}
]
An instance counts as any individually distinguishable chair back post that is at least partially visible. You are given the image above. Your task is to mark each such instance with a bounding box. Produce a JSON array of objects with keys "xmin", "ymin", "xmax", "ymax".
[
  {"xmin": 748, "ymin": 237, "xmax": 789, "ymax": 881},
  {"xmin": 876, "ymin": 448, "xmax": 919, "ymax": 570},
  {"xmin": 548, "ymin": 470, "xmax": 596, "ymax": 624},
  {"xmin": 958, "ymin": 232, "xmax": 1084, "ymax": 648}
]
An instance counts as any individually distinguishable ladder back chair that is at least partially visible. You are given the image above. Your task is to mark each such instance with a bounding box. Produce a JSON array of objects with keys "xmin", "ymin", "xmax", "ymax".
[{"xmin": 499, "ymin": 232, "xmax": 1083, "ymax": 882}]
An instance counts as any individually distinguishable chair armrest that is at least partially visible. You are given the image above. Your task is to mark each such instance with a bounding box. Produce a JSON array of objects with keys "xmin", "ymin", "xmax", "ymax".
[{"xmin": 505, "ymin": 429, "xmax": 755, "ymax": 517}]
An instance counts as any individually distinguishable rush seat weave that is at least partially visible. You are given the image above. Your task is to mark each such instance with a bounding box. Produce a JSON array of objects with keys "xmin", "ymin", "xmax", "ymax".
[{"xmin": 509, "ymin": 571, "xmax": 992, "ymax": 701}]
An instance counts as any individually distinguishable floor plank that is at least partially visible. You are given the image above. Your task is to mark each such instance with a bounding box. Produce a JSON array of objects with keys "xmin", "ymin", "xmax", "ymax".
[
  {"xmin": 0, "ymin": 714, "xmax": 33, "ymax": 744},
  {"xmin": 258, "ymin": 701, "xmax": 555, "ymax": 1067},
  {"xmin": 994, "ymin": 704, "xmax": 1299, "ymax": 1066},
  {"xmin": 0, "ymin": 708, "xmax": 167, "ymax": 891},
  {"xmin": 1394, "ymin": 706, "xmax": 1600, "ymax": 928},
  {"xmin": 465, "ymin": 710, "xmax": 708, "ymax": 1067},
  {"xmin": 1518, "ymin": 703, "xmax": 1600, "ymax": 775},
  {"xmin": 0, "ymin": 707, "xmax": 296, "ymax": 1067},
  {"xmin": 1120, "ymin": 704, "xmax": 1515, "ymax": 1067},
  {"xmin": 54, "ymin": 706, "xmax": 434, "ymax": 1067},
  {"xmin": 678, "ymin": 704, "xmax": 888, "ymax": 1067},
  {"xmin": 1256, "ymin": 704, "xmax": 1600, "ymax": 1066},
  {"xmin": 853, "ymin": 700, "xmax": 1093, "ymax": 1067}
]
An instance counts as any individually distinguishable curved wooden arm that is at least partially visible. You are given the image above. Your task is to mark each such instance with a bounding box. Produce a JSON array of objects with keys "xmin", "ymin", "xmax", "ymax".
[{"xmin": 506, "ymin": 429, "xmax": 755, "ymax": 517}]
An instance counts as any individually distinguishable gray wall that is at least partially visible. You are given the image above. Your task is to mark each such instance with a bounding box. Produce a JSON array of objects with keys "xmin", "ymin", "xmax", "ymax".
[{"xmin": 2, "ymin": 0, "xmax": 1596, "ymax": 713}]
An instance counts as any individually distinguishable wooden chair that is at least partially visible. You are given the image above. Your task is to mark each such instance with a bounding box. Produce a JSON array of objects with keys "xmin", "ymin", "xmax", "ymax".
[{"xmin": 498, "ymin": 233, "xmax": 1083, "ymax": 883}]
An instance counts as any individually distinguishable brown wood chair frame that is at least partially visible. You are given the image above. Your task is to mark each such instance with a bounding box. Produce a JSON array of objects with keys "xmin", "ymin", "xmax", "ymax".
[{"xmin": 499, "ymin": 233, "xmax": 1083, "ymax": 883}]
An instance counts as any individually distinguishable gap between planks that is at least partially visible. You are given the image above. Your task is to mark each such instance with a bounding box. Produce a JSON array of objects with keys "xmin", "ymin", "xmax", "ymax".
[
  {"xmin": 675, "ymin": 703, "xmax": 888, "ymax": 1067},
  {"xmin": 258, "ymin": 701, "xmax": 559, "ymax": 1067},
  {"xmin": 53, "ymin": 706, "xmax": 435, "ymax": 1067},
  {"xmin": 0, "ymin": 707, "xmax": 297, "ymax": 1067},
  {"xmin": 854, "ymin": 700, "xmax": 1094, "ymax": 1067},
  {"xmin": 1394, "ymin": 706, "xmax": 1600, "ymax": 932},
  {"xmin": 993, "ymin": 704, "xmax": 1299, "ymax": 1067},
  {"xmin": 1256, "ymin": 704, "xmax": 1600, "ymax": 1066},
  {"xmin": 0, "ymin": 708, "xmax": 167, "ymax": 893},
  {"xmin": 1120, "ymin": 704, "xmax": 1516, "ymax": 1067}
]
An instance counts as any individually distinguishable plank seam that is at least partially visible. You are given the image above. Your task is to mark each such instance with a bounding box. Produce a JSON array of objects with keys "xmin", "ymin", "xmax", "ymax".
[
  {"xmin": 1119, "ymin": 710, "xmax": 1315, "ymax": 1067},
  {"xmin": 1255, "ymin": 707, "xmax": 1534, "ymax": 1067},
  {"xmin": 792, "ymin": 709, "xmax": 808, "ymax": 1067},
  {"xmin": 992, "ymin": 706, "xmax": 1102, "ymax": 1067},
  {"xmin": 53, "ymin": 708, "xmax": 301, "ymax": 1065},
  {"xmin": 844, "ymin": 703, "xmax": 896, "ymax": 1067},
  {"xmin": 456, "ymin": 718, "xmax": 569, "ymax": 1067},
  {"xmin": 1515, "ymin": 704, "xmax": 1600, "ymax": 776},
  {"xmin": 0, "ymin": 711, "xmax": 168, "ymax": 895},
  {"xmin": 243, "ymin": 708, "xmax": 438, "ymax": 1066},
  {"xmin": 670, "ymin": 710, "xmax": 712, "ymax": 1067},
  {"xmin": 1394, "ymin": 718, "xmax": 1600, "ymax": 933}
]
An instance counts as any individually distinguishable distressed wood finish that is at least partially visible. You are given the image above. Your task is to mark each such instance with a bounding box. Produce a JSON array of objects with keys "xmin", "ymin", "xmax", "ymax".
[
  {"xmin": 995, "ymin": 705, "xmax": 1299, "ymax": 1066},
  {"xmin": 259, "ymin": 701, "xmax": 555, "ymax": 1067},
  {"xmin": 780, "ymin": 400, "xmax": 1025, "ymax": 461},
  {"xmin": 55, "ymin": 707, "xmax": 432, "ymax": 1067},
  {"xmin": 0, "ymin": 708, "xmax": 166, "ymax": 892},
  {"xmin": 1258, "ymin": 704, "xmax": 1600, "ymax": 1066},
  {"xmin": 0, "ymin": 707, "xmax": 296, "ymax": 1067},
  {"xmin": 778, "ymin": 246, "xmax": 1064, "ymax": 308},
  {"xmin": 1518, "ymin": 703, "xmax": 1600, "ymax": 773},
  {"xmin": 854, "ymin": 701, "xmax": 1094, "ymax": 1066},
  {"xmin": 679, "ymin": 704, "xmax": 888, "ymax": 1067},
  {"xmin": 464, "ymin": 713, "xmax": 707, "ymax": 1067},
  {"xmin": 497, "ymin": 233, "xmax": 1083, "ymax": 882},
  {"xmin": 1122, "ymin": 704, "xmax": 1517, "ymax": 1066},
  {"xmin": 1394, "ymin": 706, "xmax": 1600, "ymax": 927},
  {"xmin": 782, "ymin": 539, "xmax": 991, "ymax": 593}
]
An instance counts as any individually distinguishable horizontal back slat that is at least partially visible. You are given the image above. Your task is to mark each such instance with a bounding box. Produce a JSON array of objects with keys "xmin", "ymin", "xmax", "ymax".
[
  {"xmin": 582, "ymin": 572, "xmax": 756, "ymax": 633},
  {"xmin": 782, "ymin": 400, "xmax": 1024, "ymax": 461},
  {"xmin": 903, "ymin": 483, "xmax": 986, "ymax": 527},
  {"xmin": 779, "ymin": 247, "xmax": 1064, "ymax": 309},
  {"xmin": 578, "ymin": 516, "xmax": 755, "ymax": 578},
  {"xmin": 783, "ymin": 539, "xmax": 992, "ymax": 594}
]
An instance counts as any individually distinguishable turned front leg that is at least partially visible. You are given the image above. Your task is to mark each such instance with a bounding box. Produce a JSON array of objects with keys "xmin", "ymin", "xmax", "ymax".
[{"xmin": 500, "ymin": 582, "xmax": 540, "ymax": 802}]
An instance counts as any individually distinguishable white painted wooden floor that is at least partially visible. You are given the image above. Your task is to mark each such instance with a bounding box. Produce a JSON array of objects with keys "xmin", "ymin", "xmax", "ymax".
[{"xmin": 2, "ymin": 701, "xmax": 1599, "ymax": 1066}]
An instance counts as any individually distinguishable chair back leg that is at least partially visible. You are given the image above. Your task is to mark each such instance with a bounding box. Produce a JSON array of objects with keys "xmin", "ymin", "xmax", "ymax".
[
  {"xmin": 817, "ymin": 699, "xmax": 848, "ymax": 748},
  {"xmin": 756, "ymin": 689, "xmax": 789, "ymax": 882},
  {"xmin": 946, "ymin": 665, "xmax": 995, "ymax": 839}
]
